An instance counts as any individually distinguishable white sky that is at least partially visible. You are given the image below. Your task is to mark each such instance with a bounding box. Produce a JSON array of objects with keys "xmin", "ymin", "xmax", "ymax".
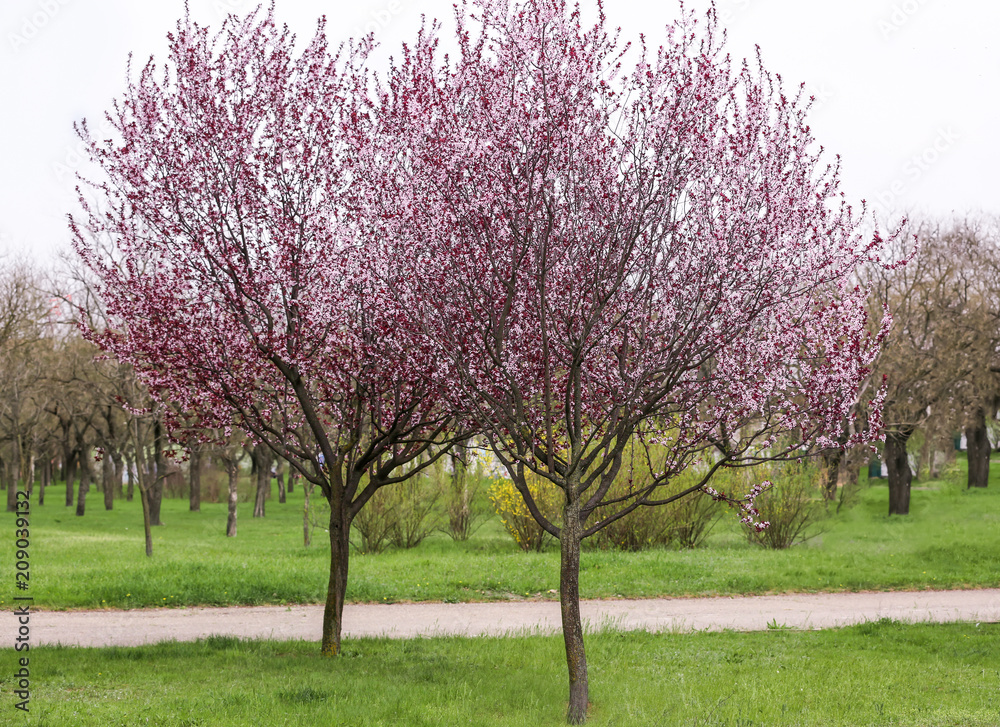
[{"xmin": 1, "ymin": 0, "xmax": 997, "ymax": 264}]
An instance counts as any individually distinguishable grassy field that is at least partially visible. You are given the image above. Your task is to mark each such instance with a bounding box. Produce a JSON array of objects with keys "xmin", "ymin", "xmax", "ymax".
[
  {"xmin": 4, "ymin": 458, "xmax": 1000, "ymax": 610},
  {"xmin": 3, "ymin": 621, "xmax": 999, "ymax": 726}
]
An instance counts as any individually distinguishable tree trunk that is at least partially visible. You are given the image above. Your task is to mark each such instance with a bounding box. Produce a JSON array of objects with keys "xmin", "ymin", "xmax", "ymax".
[
  {"xmin": 65, "ymin": 450, "xmax": 76, "ymax": 507},
  {"xmin": 226, "ymin": 458, "xmax": 238, "ymax": 537},
  {"xmin": 5, "ymin": 458, "xmax": 15, "ymax": 513},
  {"xmin": 189, "ymin": 446, "xmax": 202, "ymax": 511},
  {"xmin": 75, "ymin": 457, "xmax": 91, "ymax": 517},
  {"xmin": 38, "ymin": 457, "xmax": 48, "ymax": 506},
  {"xmin": 252, "ymin": 445, "xmax": 270, "ymax": 517},
  {"xmin": 277, "ymin": 463, "xmax": 286, "ymax": 504},
  {"xmin": 103, "ymin": 452, "xmax": 115, "ymax": 510},
  {"xmin": 288, "ymin": 470, "xmax": 295, "ymax": 493},
  {"xmin": 965, "ymin": 406, "xmax": 990, "ymax": 488},
  {"xmin": 149, "ymin": 422, "xmax": 166, "ymax": 525},
  {"xmin": 139, "ymin": 478, "xmax": 153, "ymax": 557},
  {"xmin": 321, "ymin": 487, "xmax": 351, "ymax": 656},
  {"xmin": 820, "ymin": 448, "xmax": 842, "ymax": 501},
  {"xmin": 125, "ymin": 453, "xmax": 134, "ymax": 501},
  {"xmin": 885, "ymin": 428, "xmax": 913, "ymax": 515},
  {"xmin": 560, "ymin": 496, "xmax": 589, "ymax": 724},
  {"xmin": 148, "ymin": 472, "xmax": 164, "ymax": 525},
  {"xmin": 303, "ymin": 479, "xmax": 311, "ymax": 547},
  {"xmin": 25, "ymin": 452, "xmax": 34, "ymax": 498}
]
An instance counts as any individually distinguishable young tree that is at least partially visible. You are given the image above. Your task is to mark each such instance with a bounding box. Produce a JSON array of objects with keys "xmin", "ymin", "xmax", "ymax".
[
  {"xmin": 71, "ymin": 7, "xmax": 457, "ymax": 654},
  {"xmin": 367, "ymin": 1, "xmax": 898, "ymax": 721}
]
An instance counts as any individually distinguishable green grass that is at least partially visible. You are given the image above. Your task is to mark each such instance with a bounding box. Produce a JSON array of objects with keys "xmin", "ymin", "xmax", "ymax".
[
  {"xmin": 3, "ymin": 621, "xmax": 1000, "ymax": 725},
  {"xmin": 5, "ymin": 459, "xmax": 1000, "ymax": 610}
]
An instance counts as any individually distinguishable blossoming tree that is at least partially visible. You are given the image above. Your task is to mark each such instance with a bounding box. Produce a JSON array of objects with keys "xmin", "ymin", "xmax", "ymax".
[
  {"xmin": 364, "ymin": 0, "xmax": 899, "ymax": 721},
  {"xmin": 71, "ymin": 8, "xmax": 457, "ymax": 655}
]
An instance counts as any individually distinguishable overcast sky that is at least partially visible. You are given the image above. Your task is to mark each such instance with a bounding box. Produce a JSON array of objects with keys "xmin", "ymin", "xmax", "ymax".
[{"xmin": 1, "ymin": 0, "xmax": 997, "ymax": 264}]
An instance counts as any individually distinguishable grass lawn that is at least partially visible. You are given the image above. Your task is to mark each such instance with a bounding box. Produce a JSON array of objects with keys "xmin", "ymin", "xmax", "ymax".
[
  {"xmin": 4, "ymin": 458, "xmax": 1000, "ymax": 610},
  {"xmin": 3, "ymin": 621, "xmax": 999, "ymax": 726}
]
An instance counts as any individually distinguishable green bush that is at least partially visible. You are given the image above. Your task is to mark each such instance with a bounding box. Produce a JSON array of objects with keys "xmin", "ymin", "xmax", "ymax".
[{"xmin": 743, "ymin": 460, "xmax": 825, "ymax": 549}]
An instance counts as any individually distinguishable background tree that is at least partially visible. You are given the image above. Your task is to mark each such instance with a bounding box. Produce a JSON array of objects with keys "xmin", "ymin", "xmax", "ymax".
[
  {"xmin": 866, "ymin": 219, "xmax": 991, "ymax": 511},
  {"xmin": 0, "ymin": 258, "xmax": 47, "ymax": 511},
  {"xmin": 369, "ymin": 1, "xmax": 898, "ymax": 721}
]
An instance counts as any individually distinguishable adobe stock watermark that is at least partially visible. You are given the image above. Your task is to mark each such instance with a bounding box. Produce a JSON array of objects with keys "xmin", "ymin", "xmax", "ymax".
[
  {"xmin": 877, "ymin": 0, "xmax": 931, "ymax": 39},
  {"xmin": 353, "ymin": 0, "xmax": 404, "ymax": 40},
  {"xmin": 51, "ymin": 118, "xmax": 115, "ymax": 184},
  {"xmin": 212, "ymin": 0, "xmax": 249, "ymax": 19},
  {"xmin": 7, "ymin": 0, "xmax": 74, "ymax": 52},
  {"xmin": 717, "ymin": 0, "xmax": 753, "ymax": 26},
  {"xmin": 871, "ymin": 125, "xmax": 961, "ymax": 218}
]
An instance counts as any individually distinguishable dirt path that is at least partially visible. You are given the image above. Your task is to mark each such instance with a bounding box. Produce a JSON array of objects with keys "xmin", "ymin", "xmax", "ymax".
[{"xmin": 23, "ymin": 589, "xmax": 1000, "ymax": 647}]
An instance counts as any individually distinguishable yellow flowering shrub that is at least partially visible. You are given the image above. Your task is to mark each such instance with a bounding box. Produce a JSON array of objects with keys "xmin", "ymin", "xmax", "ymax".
[{"xmin": 488, "ymin": 473, "xmax": 563, "ymax": 552}]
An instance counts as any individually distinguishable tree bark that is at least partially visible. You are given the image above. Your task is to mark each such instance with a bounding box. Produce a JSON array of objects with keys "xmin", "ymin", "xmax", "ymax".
[
  {"xmin": 149, "ymin": 422, "xmax": 166, "ymax": 525},
  {"xmin": 965, "ymin": 406, "xmax": 990, "ymax": 488},
  {"xmin": 76, "ymin": 456, "xmax": 91, "ymax": 517},
  {"xmin": 103, "ymin": 451, "xmax": 115, "ymax": 510},
  {"xmin": 147, "ymin": 469, "xmax": 164, "ymax": 525},
  {"xmin": 226, "ymin": 457, "xmax": 239, "ymax": 537},
  {"xmin": 820, "ymin": 448, "xmax": 843, "ymax": 501},
  {"xmin": 287, "ymin": 470, "xmax": 295, "ymax": 493},
  {"xmin": 252, "ymin": 445, "xmax": 270, "ymax": 517},
  {"xmin": 560, "ymin": 492, "xmax": 589, "ymax": 724},
  {"xmin": 189, "ymin": 446, "xmax": 202, "ymax": 511},
  {"xmin": 885, "ymin": 428, "xmax": 913, "ymax": 515},
  {"xmin": 125, "ymin": 453, "xmax": 134, "ymax": 501},
  {"xmin": 277, "ymin": 462, "xmax": 286, "ymax": 504},
  {"xmin": 321, "ymin": 486, "xmax": 351, "ymax": 656},
  {"xmin": 139, "ymin": 477, "xmax": 153, "ymax": 557},
  {"xmin": 38, "ymin": 457, "xmax": 48, "ymax": 506},
  {"xmin": 25, "ymin": 452, "xmax": 34, "ymax": 498},
  {"xmin": 65, "ymin": 449, "xmax": 76, "ymax": 507},
  {"xmin": 113, "ymin": 452, "xmax": 124, "ymax": 498},
  {"xmin": 5, "ymin": 456, "xmax": 15, "ymax": 513},
  {"xmin": 2, "ymin": 459, "xmax": 13, "ymax": 513},
  {"xmin": 303, "ymin": 479, "xmax": 311, "ymax": 547}
]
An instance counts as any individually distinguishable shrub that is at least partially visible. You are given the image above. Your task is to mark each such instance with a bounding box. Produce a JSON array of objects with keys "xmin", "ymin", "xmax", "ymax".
[
  {"xmin": 592, "ymin": 467, "xmax": 723, "ymax": 551},
  {"xmin": 436, "ymin": 448, "xmax": 491, "ymax": 541},
  {"xmin": 347, "ymin": 472, "xmax": 442, "ymax": 553},
  {"xmin": 387, "ymin": 473, "xmax": 441, "ymax": 549},
  {"xmin": 743, "ymin": 460, "xmax": 825, "ymax": 549},
  {"xmin": 488, "ymin": 474, "xmax": 563, "ymax": 551}
]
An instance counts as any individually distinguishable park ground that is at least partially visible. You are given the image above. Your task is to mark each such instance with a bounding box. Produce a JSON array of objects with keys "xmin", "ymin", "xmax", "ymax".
[{"xmin": 3, "ymin": 458, "xmax": 1000, "ymax": 724}]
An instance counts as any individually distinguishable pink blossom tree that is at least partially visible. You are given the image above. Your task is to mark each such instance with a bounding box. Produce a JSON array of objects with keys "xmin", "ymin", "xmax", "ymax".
[
  {"xmin": 364, "ymin": 0, "xmax": 899, "ymax": 721},
  {"xmin": 71, "ymin": 8, "xmax": 458, "ymax": 655}
]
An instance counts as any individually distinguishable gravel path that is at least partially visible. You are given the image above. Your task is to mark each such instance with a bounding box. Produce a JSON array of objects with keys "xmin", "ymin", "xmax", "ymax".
[{"xmin": 24, "ymin": 589, "xmax": 1000, "ymax": 647}]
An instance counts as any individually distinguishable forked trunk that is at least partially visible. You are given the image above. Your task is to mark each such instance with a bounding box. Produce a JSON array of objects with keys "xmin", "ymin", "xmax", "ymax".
[
  {"xmin": 560, "ymin": 498, "xmax": 589, "ymax": 724},
  {"xmin": 885, "ymin": 428, "xmax": 913, "ymax": 515},
  {"xmin": 966, "ymin": 406, "xmax": 990, "ymax": 488},
  {"xmin": 321, "ymin": 489, "xmax": 351, "ymax": 656}
]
